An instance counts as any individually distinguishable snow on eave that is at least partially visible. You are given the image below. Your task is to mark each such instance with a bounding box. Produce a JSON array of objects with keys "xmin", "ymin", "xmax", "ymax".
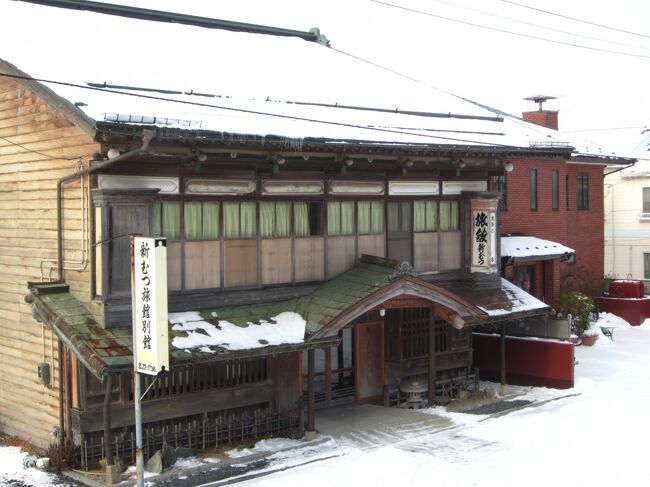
[
  {"xmin": 501, "ymin": 236, "xmax": 574, "ymax": 260},
  {"xmin": 479, "ymin": 279, "xmax": 549, "ymax": 317}
]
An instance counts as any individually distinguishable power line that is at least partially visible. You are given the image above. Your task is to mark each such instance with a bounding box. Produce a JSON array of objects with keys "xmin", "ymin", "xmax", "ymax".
[
  {"xmin": 369, "ymin": 0, "xmax": 650, "ymax": 60},
  {"xmin": 0, "ymin": 72, "xmax": 520, "ymax": 147},
  {"xmin": 0, "ymin": 134, "xmax": 84, "ymax": 160},
  {"xmin": 430, "ymin": 0, "xmax": 650, "ymax": 52},
  {"xmin": 501, "ymin": 0, "xmax": 650, "ymax": 40}
]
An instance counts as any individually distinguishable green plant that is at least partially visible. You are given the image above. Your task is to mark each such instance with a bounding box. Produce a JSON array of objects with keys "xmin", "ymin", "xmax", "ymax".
[{"xmin": 558, "ymin": 291, "xmax": 595, "ymax": 336}]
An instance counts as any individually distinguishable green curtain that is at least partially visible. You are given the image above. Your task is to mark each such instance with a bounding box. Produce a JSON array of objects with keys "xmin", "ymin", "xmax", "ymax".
[
  {"xmin": 203, "ymin": 202, "xmax": 219, "ymax": 239},
  {"xmin": 294, "ymin": 202, "xmax": 310, "ymax": 237},
  {"xmin": 184, "ymin": 202, "xmax": 202, "ymax": 240},
  {"xmin": 341, "ymin": 202, "xmax": 354, "ymax": 235},
  {"xmin": 223, "ymin": 202, "xmax": 240, "ymax": 239},
  {"xmin": 414, "ymin": 201, "xmax": 426, "ymax": 232},
  {"xmin": 427, "ymin": 201, "xmax": 438, "ymax": 231},
  {"xmin": 153, "ymin": 201, "xmax": 162, "ymax": 237},
  {"xmin": 387, "ymin": 202, "xmax": 399, "ymax": 233},
  {"xmin": 328, "ymin": 202, "xmax": 341, "ymax": 236},
  {"xmin": 260, "ymin": 202, "xmax": 275, "ymax": 238},
  {"xmin": 440, "ymin": 201, "xmax": 459, "ymax": 231},
  {"xmin": 400, "ymin": 202, "xmax": 411, "ymax": 233},
  {"xmin": 371, "ymin": 201, "xmax": 384, "ymax": 233},
  {"xmin": 162, "ymin": 202, "xmax": 180, "ymax": 240},
  {"xmin": 275, "ymin": 202, "xmax": 291, "ymax": 237},
  {"xmin": 240, "ymin": 202, "xmax": 256, "ymax": 238},
  {"xmin": 357, "ymin": 201, "xmax": 370, "ymax": 235}
]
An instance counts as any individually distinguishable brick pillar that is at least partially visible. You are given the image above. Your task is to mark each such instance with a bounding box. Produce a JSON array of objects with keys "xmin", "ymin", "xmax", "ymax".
[{"xmin": 522, "ymin": 110, "xmax": 558, "ymax": 130}]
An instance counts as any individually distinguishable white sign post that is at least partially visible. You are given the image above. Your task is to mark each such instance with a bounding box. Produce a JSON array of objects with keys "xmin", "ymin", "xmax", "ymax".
[
  {"xmin": 131, "ymin": 236, "xmax": 169, "ymax": 487},
  {"xmin": 470, "ymin": 198, "xmax": 498, "ymax": 274}
]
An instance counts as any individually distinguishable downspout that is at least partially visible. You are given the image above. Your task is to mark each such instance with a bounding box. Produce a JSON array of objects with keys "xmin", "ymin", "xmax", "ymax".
[{"xmin": 56, "ymin": 129, "xmax": 156, "ymax": 281}]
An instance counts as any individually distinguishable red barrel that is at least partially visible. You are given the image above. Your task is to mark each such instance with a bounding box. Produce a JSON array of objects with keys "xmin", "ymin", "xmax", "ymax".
[{"xmin": 608, "ymin": 280, "xmax": 645, "ymax": 298}]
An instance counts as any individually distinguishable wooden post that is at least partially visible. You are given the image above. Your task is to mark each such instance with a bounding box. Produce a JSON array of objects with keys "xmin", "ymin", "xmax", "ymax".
[
  {"xmin": 500, "ymin": 322, "xmax": 508, "ymax": 395},
  {"xmin": 324, "ymin": 347, "xmax": 332, "ymax": 407},
  {"xmin": 103, "ymin": 373, "xmax": 114, "ymax": 466},
  {"xmin": 65, "ymin": 348, "xmax": 73, "ymax": 439},
  {"xmin": 428, "ymin": 310, "xmax": 437, "ymax": 406},
  {"xmin": 58, "ymin": 339, "xmax": 64, "ymax": 446},
  {"xmin": 306, "ymin": 349, "xmax": 316, "ymax": 440}
]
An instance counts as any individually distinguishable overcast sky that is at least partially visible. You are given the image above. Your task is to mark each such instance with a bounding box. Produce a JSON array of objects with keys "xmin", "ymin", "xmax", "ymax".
[{"xmin": 2, "ymin": 0, "xmax": 649, "ymax": 149}]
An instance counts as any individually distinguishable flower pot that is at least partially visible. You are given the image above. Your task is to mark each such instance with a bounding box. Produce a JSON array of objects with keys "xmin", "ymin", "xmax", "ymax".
[{"xmin": 580, "ymin": 334, "xmax": 598, "ymax": 347}]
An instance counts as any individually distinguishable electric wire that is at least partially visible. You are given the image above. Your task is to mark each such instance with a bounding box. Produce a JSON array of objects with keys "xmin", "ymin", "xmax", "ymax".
[
  {"xmin": 500, "ymin": 0, "xmax": 650, "ymax": 40},
  {"xmin": 369, "ymin": 0, "xmax": 650, "ymax": 60},
  {"xmin": 428, "ymin": 0, "xmax": 650, "ymax": 52},
  {"xmin": 0, "ymin": 134, "xmax": 83, "ymax": 160}
]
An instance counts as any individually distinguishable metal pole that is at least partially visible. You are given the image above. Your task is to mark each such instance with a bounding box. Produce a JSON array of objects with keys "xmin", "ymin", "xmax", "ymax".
[{"xmin": 134, "ymin": 372, "xmax": 144, "ymax": 487}]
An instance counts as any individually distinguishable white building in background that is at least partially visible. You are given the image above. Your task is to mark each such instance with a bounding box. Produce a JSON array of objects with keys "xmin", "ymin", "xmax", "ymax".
[{"xmin": 604, "ymin": 131, "xmax": 650, "ymax": 279}]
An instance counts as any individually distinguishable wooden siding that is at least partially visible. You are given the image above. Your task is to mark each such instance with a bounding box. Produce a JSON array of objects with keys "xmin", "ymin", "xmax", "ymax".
[{"xmin": 0, "ymin": 77, "xmax": 99, "ymax": 448}]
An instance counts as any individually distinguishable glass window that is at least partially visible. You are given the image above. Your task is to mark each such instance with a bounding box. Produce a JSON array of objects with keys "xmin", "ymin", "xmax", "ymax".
[
  {"xmin": 295, "ymin": 202, "xmax": 322, "ymax": 237},
  {"xmin": 566, "ymin": 173, "xmax": 570, "ymax": 210},
  {"xmin": 552, "ymin": 169, "xmax": 559, "ymax": 211},
  {"xmin": 488, "ymin": 175, "xmax": 507, "ymax": 211},
  {"xmin": 578, "ymin": 173, "xmax": 589, "ymax": 210},
  {"xmin": 643, "ymin": 188, "xmax": 650, "ymax": 214},
  {"xmin": 357, "ymin": 201, "xmax": 384, "ymax": 234},
  {"xmin": 224, "ymin": 202, "xmax": 257, "ymax": 239},
  {"xmin": 387, "ymin": 201, "xmax": 412, "ymax": 234},
  {"xmin": 184, "ymin": 202, "xmax": 219, "ymax": 240},
  {"xmin": 439, "ymin": 200, "xmax": 459, "ymax": 231},
  {"xmin": 327, "ymin": 201, "xmax": 354, "ymax": 236},
  {"xmin": 530, "ymin": 169, "xmax": 538, "ymax": 211},
  {"xmin": 153, "ymin": 201, "xmax": 180, "ymax": 240},
  {"xmin": 260, "ymin": 201, "xmax": 291, "ymax": 238},
  {"xmin": 644, "ymin": 253, "xmax": 650, "ymax": 279},
  {"xmin": 414, "ymin": 200, "xmax": 437, "ymax": 232}
]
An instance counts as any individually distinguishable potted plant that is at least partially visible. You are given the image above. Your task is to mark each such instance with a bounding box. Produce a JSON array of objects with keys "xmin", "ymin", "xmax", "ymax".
[{"xmin": 558, "ymin": 291, "xmax": 598, "ymax": 346}]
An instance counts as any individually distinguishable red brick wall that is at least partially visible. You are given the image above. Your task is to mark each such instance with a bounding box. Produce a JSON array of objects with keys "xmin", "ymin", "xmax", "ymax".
[
  {"xmin": 522, "ymin": 110, "xmax": 558, "ymax": 130},
  {"xmin": 500, "ymin": 158, "xmax": 604, "ymax": 306}
]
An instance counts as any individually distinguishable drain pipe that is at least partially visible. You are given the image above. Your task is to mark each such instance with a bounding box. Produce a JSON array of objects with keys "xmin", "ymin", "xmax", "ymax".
[{"xmin": 56, "ymin": 129, "xmax": 155, "ymax": 281}]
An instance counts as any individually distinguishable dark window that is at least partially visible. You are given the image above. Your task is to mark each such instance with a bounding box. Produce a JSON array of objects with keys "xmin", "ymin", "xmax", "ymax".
[
  {"xmin": 645, "ymin": 253, "xmax": 650, "ymax": 279},
  {"xmin": 643, "ymin": 188, "xmax": 650, "ymax": 214},
  {"xmin": 566, "ymin": 173, "xmax": 570, "ymax": 210},
  {"xmin": 308, "ymin": 202, "xmax": 323, "ymax": 236},
  {"xmin": 577, "ymin": 173, "xmax": 589, "ymax": 210},
  {"xmin": 552, "ymin": 169, "xmax": 559, "ymax": 211},
  {"xmin": 513, "ymin": 265, "xmax": 535, "ymax": 294},
  {"xmin": 488, "ymin": 175, "xmax": 507, "ymax": 210},
  {"xmin": 530, "ymin": 169, "xmax": 538, "ymax": 211}
]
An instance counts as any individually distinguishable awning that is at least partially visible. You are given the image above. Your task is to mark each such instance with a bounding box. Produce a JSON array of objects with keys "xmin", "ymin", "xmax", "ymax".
[
  {"xmin": 501, "ymin": 235, "xmax": 575, "ymax": 262},
  {"xmin": 26, "ymin": 257, "xmax": 550, "ymax": 380}
]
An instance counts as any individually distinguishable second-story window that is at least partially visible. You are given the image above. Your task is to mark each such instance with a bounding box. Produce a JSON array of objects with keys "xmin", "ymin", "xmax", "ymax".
[
  {"xmin": 530, "ymin": 169, "xmax": 538, "ymax": 211},
  {"xmin": 577, "ymin": 173, "xmax": 589, "ymax": 210},
  {"xmin": 643, "ymin": 188, "xmax": 650, "ymax": 214},
  {"xmin": 223, "ymin": 202, "xmax": 256, "ymax": 239},
  {"xmin": 327, "ymin": 201, "xmax": 355, "ymax": 236},
  {"xmin": 153, "ymin": 201, "xmax": 181, "ymax": 240},
  {"xmin": 414, "ymin": 200, "xmax": 437, "ymax": 232},
  {"xmin": 552, "ymin": 169, "xmax": 559, "ymax": 211},
  {"xmin": 439, "ymin": 201, "xmax": 459, "ymax": 231},
  {"xmin": 488, "ymin": 175, "xmax": 507, "ymax": 211},
  {"xmin": 294, "ymin": 202, "xmax": 322, "ymax": 237},
  {"xmin": 357, "ymin": 201, "xmax": 384, "ymax": 234},
  {"xmin": 260, "ymin": 202, "xmax": 291, "ymax": 238},
  {"xmin": 184, "ymin": 202, "xmax": 219, "ymax": 240}
]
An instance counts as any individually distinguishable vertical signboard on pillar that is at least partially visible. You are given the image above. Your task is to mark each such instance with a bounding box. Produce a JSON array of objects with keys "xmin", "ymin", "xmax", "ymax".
[
  {"xmin": 470, "ymin": 198, "xmax": 498, "ymax": 274},
  {"xmin": 132, "ymin": 236, "xmax": 169, "ymax": 375}
]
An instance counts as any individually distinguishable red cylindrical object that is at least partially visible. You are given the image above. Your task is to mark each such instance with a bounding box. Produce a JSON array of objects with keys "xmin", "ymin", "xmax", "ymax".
[{"xmin": 608, "ymin": 280, "xmax": 645, "ymax": 298}]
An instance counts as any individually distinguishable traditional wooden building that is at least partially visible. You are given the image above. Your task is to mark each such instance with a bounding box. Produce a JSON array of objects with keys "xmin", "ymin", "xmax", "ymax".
[{"xmin": 0, "ymin": 2, "xmax": 629, "ymax": 469}]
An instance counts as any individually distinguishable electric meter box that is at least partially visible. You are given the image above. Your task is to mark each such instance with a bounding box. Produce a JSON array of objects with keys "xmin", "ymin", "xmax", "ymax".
[{"xmin": 37, "ymin": 362, "xmax": 50, "ymax": 385}]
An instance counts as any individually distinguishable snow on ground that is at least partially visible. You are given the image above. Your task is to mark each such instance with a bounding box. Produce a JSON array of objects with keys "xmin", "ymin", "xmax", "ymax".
[{"xmin": 2, "ymin": 314, "xmax": 648, "ymax": 486}]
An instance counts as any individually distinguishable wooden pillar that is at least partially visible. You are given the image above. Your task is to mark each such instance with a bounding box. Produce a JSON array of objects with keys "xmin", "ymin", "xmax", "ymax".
[
  {"xmin": 65, "ymin": 348, "xmax": 73, "ymax": 440},
  {"xmin": 58, "ymin": 339, "xmax": 65, "ymax": 445},
  {"xmin": 500, "ymin": 322, "xmax": 508, "ymax": 394},
  {"xmin": 324, "ymin": 347, "xmax": 332, "ymax": 407},
  {"xmin": 428, "ymin": 310, "xmax": 437, "ymax": 406},
  {"xmin": 307, "ymin": 348, "xmax": 315, "ymax": 433},
  {"xmin": 103, "ymin": 373, "xmax": 114, "ymax": 466}
]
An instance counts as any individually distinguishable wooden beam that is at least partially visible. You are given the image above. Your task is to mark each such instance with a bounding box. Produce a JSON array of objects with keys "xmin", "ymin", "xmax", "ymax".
[
  {"xmin": 500, "ymin": 322, "xmax": 506, "ymax": 386},
  {"xmin": 324, "ymin": 348, "xmax": 332, "ymax": 407},
  {"xmin": 428, "ymin": 310, "xmax": 437, "ymax": 406},
  {"xmin": 102, "ymin": 373, "xmax": 114, "ymax": 466},
  {"xmin": 307, "ymin": 349, "xmax": 315, "ymax": 432}
]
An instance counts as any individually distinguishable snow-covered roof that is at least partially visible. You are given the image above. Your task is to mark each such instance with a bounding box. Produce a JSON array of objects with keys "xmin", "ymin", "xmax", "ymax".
[
  {"xmin": 479, "ymin": 279, "xmax": 549, "ymax": 317},
  {"xmin": 169, "ymin": 311, "xmax": 306, "ymax": 352},
  {"xmin": 501, "ymin": 236, "xmax": 575, "ymax": 260},
  {"xmin": 0, "ymin": 1, "xmax": 624, "ymax": 158}
]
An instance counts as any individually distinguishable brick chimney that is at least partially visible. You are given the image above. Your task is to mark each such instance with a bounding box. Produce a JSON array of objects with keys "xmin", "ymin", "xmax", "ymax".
[{"xmin": 522, "ymin": 95, "xmax": 558, "ymax": 130}]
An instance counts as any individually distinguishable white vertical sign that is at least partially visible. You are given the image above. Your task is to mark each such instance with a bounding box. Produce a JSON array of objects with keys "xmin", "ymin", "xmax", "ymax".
[
  {"xmin": 489, "ymin": 212, "xmax": 497, "ymax": 266},
  {"xmin": 471, "ymin": 210, "xmax": 497, "ymax": 273},
  {"xmin": 132, "ymin": 236, "xmax": 169, "ymax": 375}
]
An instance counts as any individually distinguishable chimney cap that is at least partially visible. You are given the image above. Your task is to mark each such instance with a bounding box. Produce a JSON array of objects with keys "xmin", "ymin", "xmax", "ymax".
[{"xmin": 524, "ymin": 94, "xmax": 557, "ymax": 111}]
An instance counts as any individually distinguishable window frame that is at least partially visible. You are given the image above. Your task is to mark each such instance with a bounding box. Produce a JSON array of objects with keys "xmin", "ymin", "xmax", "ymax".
[
  {"xmin": 577, "ymin": 173, "xmax": 589, "ymax": 210},
  {"xmin": 530, "ymin": 169, "xmax": 538, "ymax": 211},
  {"xmin": 642, "ymin": 188, "xmax": 650, "ymax": 214},
  {"xmin": 552, "ymin": 169, "xmax": 559, "ymax": 211}
]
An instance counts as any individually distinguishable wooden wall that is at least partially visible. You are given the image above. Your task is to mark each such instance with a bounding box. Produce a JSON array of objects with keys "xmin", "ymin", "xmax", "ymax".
[{"xmin": 0, "ymin": 77, "xmax": 99, "ymax": 448}]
